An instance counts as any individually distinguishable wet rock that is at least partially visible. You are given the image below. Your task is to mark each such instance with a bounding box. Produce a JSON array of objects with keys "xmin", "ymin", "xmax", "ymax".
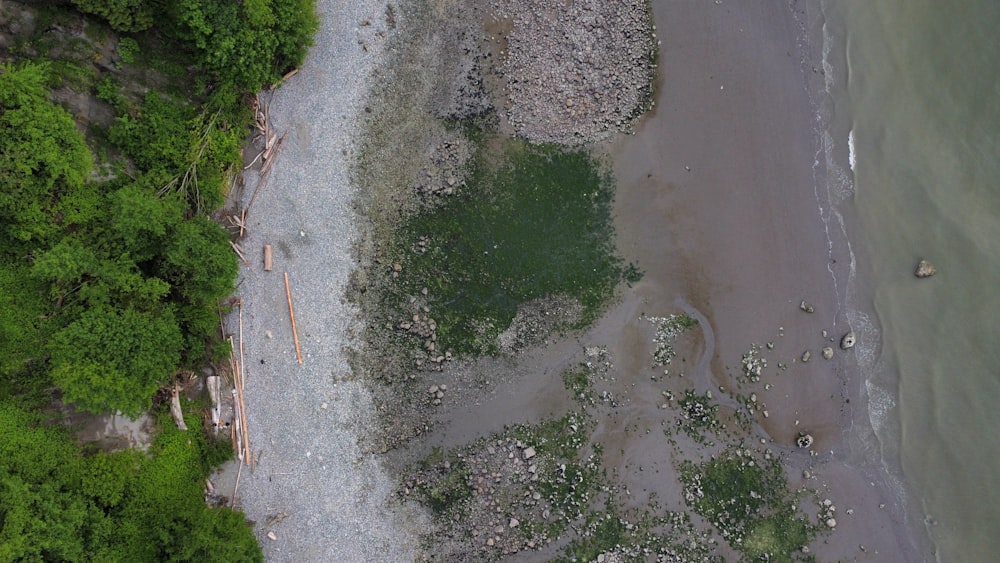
[
  {"xmin": 821, "ymin": 347, "xmax": 834, "ymax": 360},
  {"xmin": 915, "ymin": 259, "xmax": 937, "ymax": 278},
  {"xmin": 840, "ymin": 331, "xmax": 856, "ymax": 350},
  {"xmin": 826, "ymin": 517, "xmax": 837, "ymax": 528},
  {"xmin": 796, "ymin": 432, "xmax": 814, "ymax": 449},
  {"xmin": 799, "ymin": 300, "xmax": 815, "ymax": 313}
]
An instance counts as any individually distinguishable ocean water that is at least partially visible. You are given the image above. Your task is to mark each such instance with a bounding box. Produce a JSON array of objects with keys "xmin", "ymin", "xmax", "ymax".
[{"xmin": 820, "ymin": 0, "xmax": 1000, "ymax": 560}]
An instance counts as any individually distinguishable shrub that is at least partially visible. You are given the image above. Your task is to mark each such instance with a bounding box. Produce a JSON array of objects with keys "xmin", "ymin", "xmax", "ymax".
[
  {"xmin": 116, "ymin": 36, "xmax": 140, "ymax": 64},
  {"xmin": 71, "ymin": 0, "xmax": 155, "ymax": 33},
  {"xmin": 48, "ymin": 305, "xmax": 183, "ymax": 416}
]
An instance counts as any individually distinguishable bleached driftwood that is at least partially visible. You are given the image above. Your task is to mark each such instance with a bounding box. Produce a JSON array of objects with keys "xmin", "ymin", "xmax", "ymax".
[
  {"xmin": 170, "ymin": 386, "xmax": 188, "ymax": 430},
  {"xmin": 207, "ymin": 375, "xmax": 222, "ymax": 430},
  {"xmin": 263, "ymin": 244, "xmax": 273, "ymax": 271}
]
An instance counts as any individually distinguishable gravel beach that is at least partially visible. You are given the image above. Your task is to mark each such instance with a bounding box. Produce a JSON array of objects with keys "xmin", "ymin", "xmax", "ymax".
[{"xmin": 214, "ymin": 1, "xmax": 428, "ymax": 560}]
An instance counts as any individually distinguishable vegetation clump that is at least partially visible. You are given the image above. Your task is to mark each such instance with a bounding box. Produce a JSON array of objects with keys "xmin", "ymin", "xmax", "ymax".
[
  {"xmin": 562, "ymin": 364, "xmax": 596, "ymax": 405},
  {"xmin": 678, "ymin": 447, "xmax": 818, "ymax": 562},
  {"xmin": 0, "ymin": 401, "xmax": 261, "ymax": 561},
  {"xmin": 387, "ymin": 139, "xmax": 632, "ymax": 355},
  {"xmin": 1, "ymin": 0, "xmax": 320, "ymax": 556},
  {"xmin": 646, "ymin": 313, "xmax": 698, "ymax": 368},
  {"xmin": 674, "ymin": 389, "xmax": 721, "ymax": 443}
]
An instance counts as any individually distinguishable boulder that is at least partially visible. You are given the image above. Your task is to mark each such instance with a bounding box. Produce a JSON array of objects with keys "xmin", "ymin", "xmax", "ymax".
[
  {"xmin": 796, "ymin": 433, "xmax": 814, "ymax": 449},
  {"xmin": 915, "ymin": 259, "xmax": 937, "ymax": 278},
  {"xmin": 840, "ymin": 331, "xmax": 856, "ymax": 350}
]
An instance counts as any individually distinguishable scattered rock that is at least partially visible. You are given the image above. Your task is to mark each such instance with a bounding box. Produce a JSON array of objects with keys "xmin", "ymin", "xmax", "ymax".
[
  {"xmin": 799, "ymin": 300, "xmax": 815, "ymax": 313},
  {"xmin": 509, "ymin": 518, "xmax": 519, "ymax": 528},
  {"xmin": 494, "ymin": 0, "xmax": 656, "ymax": 145},
  {"xmin": 267, "ymin": 531, "xmax": 278, "ymax": 541},
  {"xmin": 914, "ymin": 259, "xmax": 937, "ymax": 278},
  {"xmin": 821, "ymin": 347, "xmax": 834, "ymax": 360},
  {"xmin": 840, "ymin": 331, "xmax": 856, "ymax": 350},
  {"xmin": 522, "ymin": 447, "xmax": 536, "ymax": 460}
]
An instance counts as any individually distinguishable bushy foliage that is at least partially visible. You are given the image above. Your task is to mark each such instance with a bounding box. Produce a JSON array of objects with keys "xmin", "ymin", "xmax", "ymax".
[
  {"xmin": 71, "ymin": 0, "xmax": 155, "ymax": 32},
  {"xmin": 0, "ymin": 63, "xmax": 94, "ymax": 251},
  {"xmin": 166, "ymin": 0, "xmax": 319, "ymax": 93},
  {"xmin": 72, "ymin": 0, "xmax": 318, "ymax": 95},
  {"xmin": 48, "ymin": 306, "xmax": 183, "ymax": 416},
  {"xmin": 109, "ymin": 95, "xmax": 239, "ymax": 211},
  {"xmin": 0, "ymin": 402, "xmax": 262, "ymax": 561},
  {"xmin": 0, "ymin": 266, "xmax": 50, "ymax": 378},
  {"xmin": 1, "ymin": 64, "xmax": 237, "ymax": 415}
]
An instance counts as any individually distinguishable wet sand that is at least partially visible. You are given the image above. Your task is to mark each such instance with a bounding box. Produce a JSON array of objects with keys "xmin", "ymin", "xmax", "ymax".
[
  {"xmin": 408, "ymin": 1, "xmax": 921, "ymax": 559},
  {"xmin": 611, "ymin": 0, "xmax": 917, "ymax": 559}
]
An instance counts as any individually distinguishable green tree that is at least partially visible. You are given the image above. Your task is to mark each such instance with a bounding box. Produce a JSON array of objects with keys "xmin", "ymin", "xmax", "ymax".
[
  {"xmin": 48, "ymin": 305, "xmax": 183, "ymax": 416},
  {"xmin": 162, "ymin": 216, "xmax": 238, "ymax": 306},
  {"xmin": 0, "ymin": 403, "xmax": 262, "ymax": 561},
  {"xmin": 0, "ymin": 63, "xmax": 94, "ymax": 252},
  {"xmin": 167, "ymin": 0, "xmax": 318, "ymax": 93},
  {"xmin": 0, "ymin": 266, "xmax": 50, "ymax": 378}
]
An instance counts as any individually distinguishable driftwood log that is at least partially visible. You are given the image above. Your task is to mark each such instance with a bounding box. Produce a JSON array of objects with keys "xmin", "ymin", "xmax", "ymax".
[
  {"xmin": 206, "ymin": 375, "xmax": 222, "ymax": 430},
  {"xmin": 170, "ymin": 386, "xmax": 188, "ymax": 430},
  {"xmin": 285, "ymin": 272, "xmax": 303, "ymax": 364}
]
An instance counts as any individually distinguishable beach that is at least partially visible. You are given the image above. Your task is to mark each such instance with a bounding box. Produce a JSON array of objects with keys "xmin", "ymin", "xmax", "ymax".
[
  {"xmin": 213, "ymin": 1, "xmax": 427, "ymax": 560},
  {"xmin": 216, "ymin": 0, "xmax": 929, "ymax": 560},
  {"xmin": 611, "ymin": 1, "xmax": 919, "ymax": 559}
]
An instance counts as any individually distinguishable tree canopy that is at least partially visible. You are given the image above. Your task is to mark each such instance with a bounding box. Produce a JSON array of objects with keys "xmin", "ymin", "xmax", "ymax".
[
  {"xmin": 0, "ymin": 63, "xmax": 94, "ymax": 251},
  {"xmin": 0, "ymin": 402, "xmax": 263, "ymax": 561}
]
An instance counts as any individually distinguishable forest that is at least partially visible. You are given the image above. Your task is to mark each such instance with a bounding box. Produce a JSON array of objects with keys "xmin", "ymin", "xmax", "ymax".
[{"xmin": 0, "ymin": 0, "xmax": 317, "ymax": 558}]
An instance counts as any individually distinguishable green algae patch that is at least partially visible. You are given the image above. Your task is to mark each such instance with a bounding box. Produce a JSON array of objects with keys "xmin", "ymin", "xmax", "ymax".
[
  {"xmin": 389, "ymin": 140, "xmax": 629, "ymax": 355},
  {"xmin": 679, "ymin": 447, "xmax": 818, "ymax": 562}
]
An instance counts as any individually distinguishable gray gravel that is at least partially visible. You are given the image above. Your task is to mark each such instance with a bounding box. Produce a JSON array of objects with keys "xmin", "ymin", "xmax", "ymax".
[
  {"xmin": 493, "ymin": 0, "xmax": 656, "ymax": 144},
  {"xmin": 216, "ymin": 1, "xmax": 428, "ymax": 560}
]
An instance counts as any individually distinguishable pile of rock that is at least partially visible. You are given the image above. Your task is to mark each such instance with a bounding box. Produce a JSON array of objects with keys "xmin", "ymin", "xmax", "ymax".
[
  {"xmin": 397, "ymin": 308, "xmax": 451, "ymax": 370},
  {"xmin": 414, "ymin": 139, "xmax": 472, "ymax": 198},
  {"xmin": 492, "ymin": 0, "xmax": 656, "ymax": 145},
  {"xmin": 401, "ymin": 438, "xmax": 556, "ymax": 559}
]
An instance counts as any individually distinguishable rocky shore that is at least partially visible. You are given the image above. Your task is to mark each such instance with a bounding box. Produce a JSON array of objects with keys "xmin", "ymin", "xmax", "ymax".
[{"xmin": 220, "ymin": 0, "xmax": 919, "ymax": 561}]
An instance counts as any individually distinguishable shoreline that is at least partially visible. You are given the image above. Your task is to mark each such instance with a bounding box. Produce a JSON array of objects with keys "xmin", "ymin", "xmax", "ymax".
[
  {"xmin": 610, "ymin": 0, "xmax": 921, "ymax": 559},
  {"xmin": 217, "ymin": 0, "xmax": 924, "ymax": 560}
]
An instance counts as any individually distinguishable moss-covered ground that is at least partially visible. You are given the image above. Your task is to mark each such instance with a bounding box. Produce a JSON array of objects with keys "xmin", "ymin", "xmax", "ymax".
[{"xmin": 385, "ymin": 138, "xmax": 630, "ymax": 355}]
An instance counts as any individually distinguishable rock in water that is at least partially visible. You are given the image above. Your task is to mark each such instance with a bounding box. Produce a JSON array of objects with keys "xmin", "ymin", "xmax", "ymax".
[
  {"xmin": 801, "ymin": 351, "xmax": 811, "ymax": 363},
  {"xmin": 799, "ymin": 300, "xmax": 815, "ymax": 313},
  {"xmin": 821, "ymin": 347, "xmax": 834, "ymax": 360},
  {"xmin": 840, "ymin": 331, "xmax": 856, "ymax": 350},
  {"xmin": 796, "ymin": 433, "xmax": 814, "ymax": 449},
  {"xmin": 915, "ymin": 259, "xmax": 937, "ymax": 278}
]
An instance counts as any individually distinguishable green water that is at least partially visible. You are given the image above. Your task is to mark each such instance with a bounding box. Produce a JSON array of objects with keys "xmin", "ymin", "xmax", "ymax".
[{"xmin": 824, "ymin": 1, "xmax": 1000, "ymax": 559}]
